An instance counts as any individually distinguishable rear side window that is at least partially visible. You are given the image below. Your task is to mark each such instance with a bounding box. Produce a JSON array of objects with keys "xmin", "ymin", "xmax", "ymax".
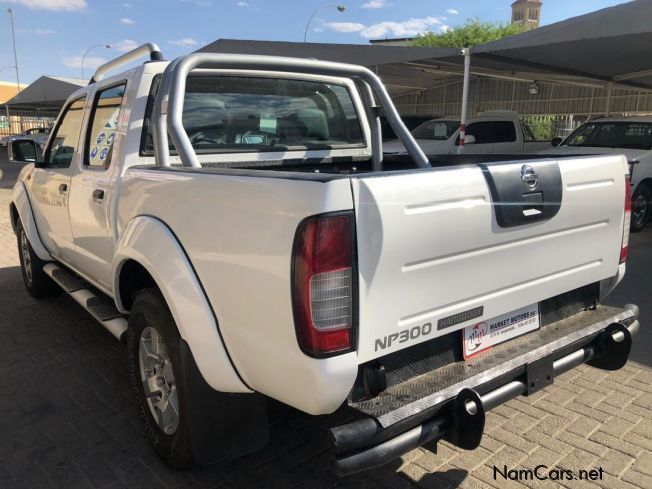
[
  {"xmin": 465, "ymin": 121, "xmax": 517, "ymax": 144},
  {"xmin": 142, "ymin": 75, "xmax": 364, "ymax": 155},
  {"xmin": 44, "ymin": 97, "xmax": 86, "ymax": 168},
  {"xmin": 85, "ymin": 83, "xmax": 126, "ymax": 169}
]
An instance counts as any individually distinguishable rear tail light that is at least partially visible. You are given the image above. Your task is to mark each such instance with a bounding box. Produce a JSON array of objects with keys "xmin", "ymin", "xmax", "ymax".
[
  {"xmin": 292, "ymin": 212, "xmax": 356, "ymax": 357},
  {"xmin": 621, "ymin": 175, "xmax": 632, "ymax": 264}
]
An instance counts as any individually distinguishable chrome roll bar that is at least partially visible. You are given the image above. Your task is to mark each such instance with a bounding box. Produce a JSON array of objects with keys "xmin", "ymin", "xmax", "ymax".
[
  {"xmin": 91, "ymin": 43, "xmax": 164, "ymax": 84},
  {"xmin": 152, "ymin": 53, "xmax": 430, "ymax": 169}
]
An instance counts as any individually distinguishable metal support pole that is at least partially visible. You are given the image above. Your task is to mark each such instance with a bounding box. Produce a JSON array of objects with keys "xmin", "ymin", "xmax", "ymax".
[
  {"xmin": 7, "ymin": 8, "xmax": 20, "ymax": 94},
  {"xmin": 605, "ymin": 81, "xmax": 614, "ymax": 116},
  {"xmin": 457, "ymin": 48, "xmax": 471, "ymax": 154}
]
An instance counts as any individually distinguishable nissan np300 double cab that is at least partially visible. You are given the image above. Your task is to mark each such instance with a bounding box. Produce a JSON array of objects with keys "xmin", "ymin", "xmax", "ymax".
[{"xmin": 8, "ymin": 43, "xmax": 640, "ymax": 475}]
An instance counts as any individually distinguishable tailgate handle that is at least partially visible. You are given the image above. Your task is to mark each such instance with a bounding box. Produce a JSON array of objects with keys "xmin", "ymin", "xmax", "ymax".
[{"xmin": 522, "ymin": 192, "xmax": 543, "ymax": 217}]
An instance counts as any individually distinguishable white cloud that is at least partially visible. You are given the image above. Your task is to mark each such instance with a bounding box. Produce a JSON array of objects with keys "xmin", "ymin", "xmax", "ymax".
[
  {"xmin": 113, "ymin": 39, "xmax": 139, "ymax": 52},
  {"xmin": 119, "ymin": 17, "xmax": 135, "ymax": 25},
  {"xmin": 237, "ymin": 1, "xmax": 249, "ymax": 6},
  {"xmin": 362, "ymin": 0, "xmax": 385, "ymax": 8},
  {"xmin": 62, "ymin": 55, "xmax": 105, "ymax": 69},
  {"xmin": 439, "ymin": 24, "xmax": 451, "ymax": 32},
  {"xmin": 325, "ymin": 22, "xmax": 365, "ymax": 33},
  {"xmin": 5, "ymin": 0, "xmax": 87, "ymax": 11},
  {"xmin": 168, "ymin": 37, "xmax": 200, "ymax": 47},
  {"xmin": 446, "ymin": 8, "xmax": 459, "ymax": 15},
  {"xmin": 327, "ymin": 16, "xmax": 445, "ymax": 38},
  {"xmin": 122, "ymin": 2, "xmax": 132, "ymax": 7}
]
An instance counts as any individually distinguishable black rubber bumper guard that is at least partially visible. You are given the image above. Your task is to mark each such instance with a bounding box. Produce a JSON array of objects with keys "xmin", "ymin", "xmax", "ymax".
[{"xmin": 330, "ymin": 304, "xmax": 640, "ymax": 477}]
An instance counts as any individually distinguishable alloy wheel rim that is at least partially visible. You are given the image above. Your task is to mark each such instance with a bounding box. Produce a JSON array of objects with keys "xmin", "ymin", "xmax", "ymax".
[
  {"xmin": 632, "ymin": 194, "xmax": 648, "ymax": 226},
  {"xmin": 20, "ymin": 231, "xmax": 32, "ymax": 284},
  {"xmin": 138, "ymin": 326, "xmax": 179, "ymax": 435}
]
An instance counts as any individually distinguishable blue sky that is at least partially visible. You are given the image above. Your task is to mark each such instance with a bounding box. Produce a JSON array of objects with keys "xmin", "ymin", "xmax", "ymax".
[{"xmin": 0, "ymin": 0, "xmax": 632, "ymax": 83}]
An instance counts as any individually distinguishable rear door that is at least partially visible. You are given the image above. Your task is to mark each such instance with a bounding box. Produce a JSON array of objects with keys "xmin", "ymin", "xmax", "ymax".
[
  {"xmin": 352, "ymin": 155, "xmax": 627, "ymax": 363},
  {"xmin": 68, "ymin": 81, "xmax": 127, "ymax": 290},
  {"xmin": 29, "ymin": 96, "xmax": 86, "ymax": 261}
]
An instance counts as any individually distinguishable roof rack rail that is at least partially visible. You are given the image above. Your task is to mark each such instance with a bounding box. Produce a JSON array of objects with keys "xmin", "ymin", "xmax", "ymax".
[{"xmin": 90, "ymin": 42, "xmax": 164, "ymax": 84}]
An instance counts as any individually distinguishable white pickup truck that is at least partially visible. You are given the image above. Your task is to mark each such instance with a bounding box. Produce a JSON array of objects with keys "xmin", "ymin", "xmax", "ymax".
[
  {"xmin": 383, "ymin": 111, "xmax": 550, "ymax": 155},
  {"xmin": 7, "ymin": 44, "xmax": 640, "ymax": 475}
]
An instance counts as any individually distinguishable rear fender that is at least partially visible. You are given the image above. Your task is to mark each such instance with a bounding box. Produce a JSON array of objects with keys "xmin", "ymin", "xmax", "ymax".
[
  {"xmin": 11, "ymin": 182, "xmax": 51, "ymax": 261},
  {"xmin": 112, "ymin": 215, "xmax": 251, "ymax": 394}
]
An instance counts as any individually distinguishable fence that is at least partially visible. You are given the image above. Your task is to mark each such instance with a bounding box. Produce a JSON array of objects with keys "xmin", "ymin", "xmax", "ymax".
[{"xmin": 0, "ymin": 107, "xmax": 59, "ymax": 139}]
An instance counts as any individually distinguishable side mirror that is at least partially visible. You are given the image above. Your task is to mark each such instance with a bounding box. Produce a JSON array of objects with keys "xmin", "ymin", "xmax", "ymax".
[
  {"xmin": 551, "ymin": 137, "xmax": 563, "ymax": 147},
  {"xmin": 464, "ymin": 134, "xmax": 476, "ymax": 145},
  {"xmin": 8, "ymin": 139, "xmax": 43, "ymax": 164}
]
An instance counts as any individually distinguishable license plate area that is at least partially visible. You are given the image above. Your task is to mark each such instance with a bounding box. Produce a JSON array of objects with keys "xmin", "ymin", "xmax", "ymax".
[{"xmin": 463, "ymin": 304, "xmax": 540, "ymax": 359}]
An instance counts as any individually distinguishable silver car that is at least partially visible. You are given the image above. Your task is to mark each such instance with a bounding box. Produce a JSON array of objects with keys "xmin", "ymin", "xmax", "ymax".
[{"xmin": 0, "ymin": 127, "xmax": 50, "ymax": 148}]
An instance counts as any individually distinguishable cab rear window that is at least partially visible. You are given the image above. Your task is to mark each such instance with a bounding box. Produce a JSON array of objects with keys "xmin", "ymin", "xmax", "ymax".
[{"xmin": 141, "ymin": 75, "xmax": 364, "ymax": 155}]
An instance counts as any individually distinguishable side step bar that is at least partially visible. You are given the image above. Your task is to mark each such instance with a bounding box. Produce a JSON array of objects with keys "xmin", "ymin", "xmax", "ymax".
[
  {"xmin": 331, "ymin": 305, "xmax": 640, "ymax": 477},
  {"xmin": 43, "ymin": 263, "xmax": 127, "ymax": 341}
]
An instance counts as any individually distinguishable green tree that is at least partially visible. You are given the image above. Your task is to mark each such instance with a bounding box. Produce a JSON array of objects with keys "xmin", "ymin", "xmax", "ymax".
[{"xmin": 413, "ymin": 19, "xmax": 526, "ymax": 48}]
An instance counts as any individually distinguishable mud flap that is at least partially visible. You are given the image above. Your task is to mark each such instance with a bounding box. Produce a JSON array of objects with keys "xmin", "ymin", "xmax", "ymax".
[{"xmin": 179, "ymin": 340, "xmax": 269, "ymax": 464}]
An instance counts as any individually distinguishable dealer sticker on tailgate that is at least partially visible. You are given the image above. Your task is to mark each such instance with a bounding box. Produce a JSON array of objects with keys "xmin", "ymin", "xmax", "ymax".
[{"xmin": 463, "ymin": 304, "xmax": 540, "ymax": 359}]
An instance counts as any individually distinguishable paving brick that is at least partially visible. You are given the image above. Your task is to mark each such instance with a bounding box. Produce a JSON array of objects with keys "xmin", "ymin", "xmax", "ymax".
[
  {"xmin": 588, "ymin": 431, "xmax": 642, "ymax": 458},
  {"xmin": 598, "ymin": 449, "xmax": 635, "ymax": 477},
  {"xmin": 555, "ymin": 431, "xmax": 609, "ymax": 457},
  {"xmin": 522, "ymin": 428, "xmax": 573, "ymax": 456},
  {"xmin": 631, "ymin": 450, "xmax": 652, "ymax": 476},
  {"xmin": 621, "ymin": 469, "xmax": 652, "ymax": 489}
]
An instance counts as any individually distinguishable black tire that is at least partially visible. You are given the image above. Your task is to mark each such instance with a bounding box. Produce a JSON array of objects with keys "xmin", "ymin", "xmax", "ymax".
[
  {"xmin": 631, "ymin": 184, "xmax": 651, "ymax": 233},
  {"xmin": 15, "ymin": 220, "xmax": 60, "ymax": 298},
  {"xmin": 127, "ymin": 288, "xmax": 194, "ymax": 469}
]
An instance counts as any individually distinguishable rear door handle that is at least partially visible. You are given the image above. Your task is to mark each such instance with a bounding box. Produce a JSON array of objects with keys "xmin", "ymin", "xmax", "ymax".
[
  {"xmin": 58, "ymin": 183, "xmax": 68, "ymax": 194},
  {"xmin": 92, "ymin": 189, "xmax": 105, "ymax": 203}
]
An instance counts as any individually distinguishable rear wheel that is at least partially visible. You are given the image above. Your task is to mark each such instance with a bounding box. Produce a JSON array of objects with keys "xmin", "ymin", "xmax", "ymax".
[
  {"xmin": 16, "ymin": 220, "xmax": 59, "ymax": 298},
  {"xmin": 127, "ymin": 288, "xmax": 194, "ymax": 469},
  {"xmin": 631, "ymin": 184, "xmax": 651, "ymax": 233}
]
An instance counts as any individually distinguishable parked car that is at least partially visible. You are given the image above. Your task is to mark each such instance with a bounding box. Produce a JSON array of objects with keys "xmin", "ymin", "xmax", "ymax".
[
  {"xmin": 0, "ymin": 126, "xmax": 50, "ymax": 149},
  {"xmin": 380, "ymin": 115, "xmax": 434, "ymax": 141},
  {"xmin": 384, "ymin": 111, "xmax": 551, "ymax": 154},
  {"xmin": 8, "ymin": 44, "xmax": 639, "ymax": 476},
  {"xmin": 541, "ymin": 117, "xmax": 652, "ymax": 232}
]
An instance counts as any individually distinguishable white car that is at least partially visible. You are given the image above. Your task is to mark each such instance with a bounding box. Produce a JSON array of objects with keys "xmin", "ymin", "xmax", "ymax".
[
  {"xmin": 541, "ymin": 117, "xmax": 652, "ymax": 231},
  {"xmin": 8, "ymin": 44, "xmax": 639, "ymax": 476},
  {"xmin": 0, "ymin": 127, "xmax": 50, "ymax": 149},
  {"xmin": 383, "ymin": 111, "xmax": 550, "ymax": 155}
]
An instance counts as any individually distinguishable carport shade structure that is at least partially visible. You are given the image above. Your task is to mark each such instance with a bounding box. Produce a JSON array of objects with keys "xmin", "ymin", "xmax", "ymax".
[
  {"xmin": 5, "ymin": 75, "xmax": 86, "ymax": 110},
  {"xmin": 195, "ymin": 39, "xmax": 460, "ymax": 97},
  {"xmin": 200, "ymin": 1, "xmax": 652, "ymax": 148}
]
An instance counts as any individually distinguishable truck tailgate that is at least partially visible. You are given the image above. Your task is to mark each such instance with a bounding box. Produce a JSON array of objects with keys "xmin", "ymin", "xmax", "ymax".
[{"xmin": 352, "ymin": 155, "xmax": 628, "ymax": 363}]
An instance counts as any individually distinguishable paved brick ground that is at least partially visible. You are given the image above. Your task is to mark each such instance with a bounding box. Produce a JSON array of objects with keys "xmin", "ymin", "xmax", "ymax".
[{"xmin": 0, "ymin": 159, "xmax": 651, "ymax": 488}]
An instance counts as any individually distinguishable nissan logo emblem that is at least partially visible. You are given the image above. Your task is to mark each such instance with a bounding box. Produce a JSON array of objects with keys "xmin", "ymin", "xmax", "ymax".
[{"xmin": 521, "ymin": 165, "xmax": 539, "ymax": 190}]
